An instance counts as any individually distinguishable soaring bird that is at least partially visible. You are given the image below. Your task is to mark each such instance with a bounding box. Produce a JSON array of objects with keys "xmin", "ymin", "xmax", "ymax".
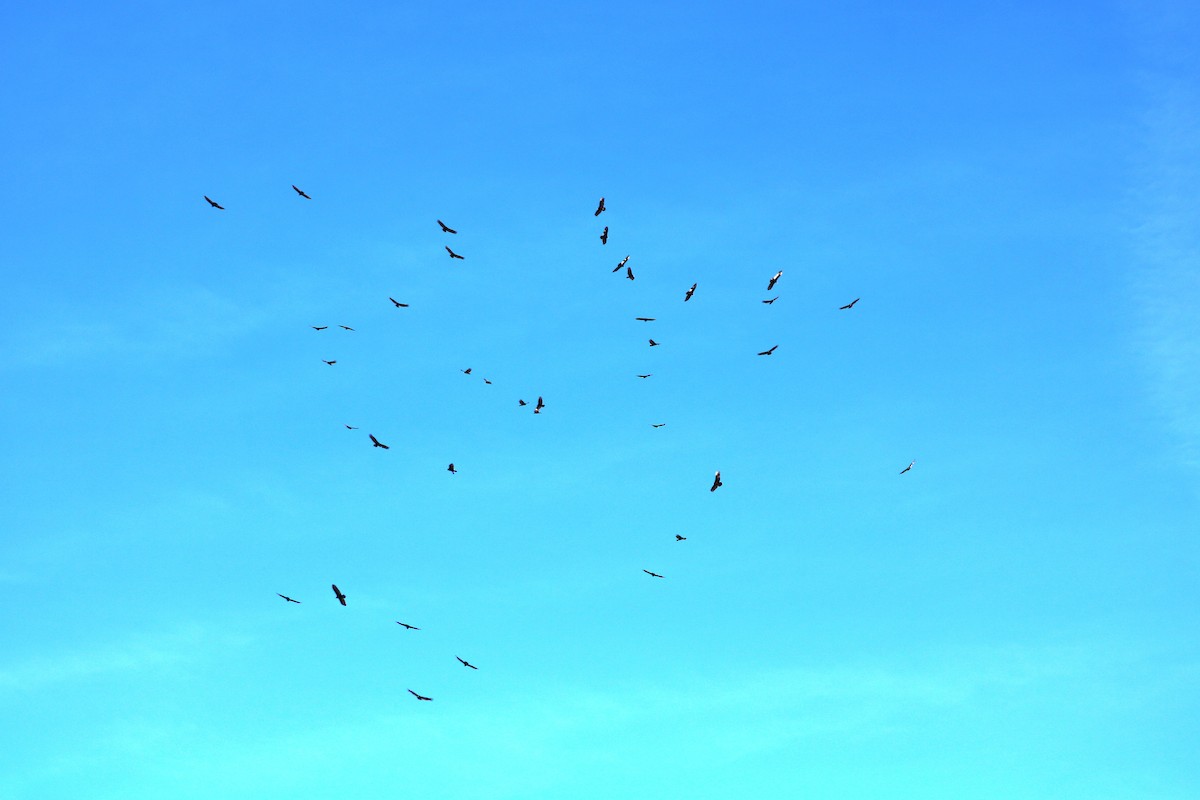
[
  {"xmin": 534, "ymin": 396, "xmax": 545, "ymax": 414},
  {"xmin": 757, "ymin": 345, "xmax": 778, "ymax": 356},
  {"xmin": 369, "ymin": 434, "xmax": 389, "ymax": 449},
  {"xmin": 626, "ymin": 266, "xmax": 635, "ymax": 281},
  {"xmin": 448, "ymin": 463, "xmax": 457, "ymax": 474},
  {"xmin": 643, "ymin": 569, "xmax": 664, "ymax": 578},
  {"xmin": 345, "ymin": 425, "xmax": 359, "ymax": 430},
  {"xmin": 437, "ymin": 219, "xmax": 457, "ymax": 234},
  {"xmin": 675, "ymin": 535, "xmax": 686, "ymax": 542},
  {"xmin": 456, "ymin": 656, "xmax": 478, "ymax": 670},
  {"xmin": 277, "ymin": 593, "xmax": 301, "ymax": 603},
  {"xmin": 331, "ymin": 584, "xmax": 347, "ymax": 606},
  {"xmin": 204, "ymin": 196, "xmax": 224, "ymax": 210},
  {"xmin": 684, "ymin": 283, "xmax": 697, "ymax": 302},
  {"xmin": 322, "ymin": 360, "xmax": 336, "ymax": 365},
  {"xmin": 900, "ymin": 460, "xmax": 915, "ymax": 475},
  {"xmin": 292, "ymin": 185, "xmax": 311, "ymax": 199},
  {"xmin": 312, "ymin": 326, "xmax": 328, "ymax": 331},
  {"xmin": 462, "ymin": 368, "xmax": 472, "ymax": 375},
  {"xmin": 613, "ymin": 256, "xmax": 630, "ymax": 273},
  {"xmin": 594, "ymin": 197, "xmax": 606, "ymax": 216},
  {"xmin": 840, "ymin": 298, "xmax": 860, "ymax": 310},
  {"xmin": 339, "ymin": 325, "xmax": 355, "ymax": 331},
  {"xmin": 396, "ymin": 621, "xmax": 420, "ymax": 630},
  {"xmin": 767, "ymin": 270, "xmax": 783, "ymax": 291},
  {"xmin": 710, "ymin": 471, "xmax": 723, "ymax": 492},
  {"xmin": 762, "ymin": 297, "xmax": 778, "ymax": 305},
  {"xmin": 445, "ymin": 246, "xmax": 465, "ymax": 260},
  {"xmin": 483, "ymin": 378, "xmax": 492, "ymax": 385},
  {"xmin": 389, "ymin": 297, "xmax": 409, "ymax": 308},
  {"xmin": 636, "ymin": 317, "xmax": 656, "ymax": 322},
  {"xmin": 518, "ymin": 399, "xmax": 527, "ymax": 406},
  {"xmin": 408, "ymin": 689, "xmax": 433, "ymax": 701},
  {"xmin": 649, "ymin": 339, "xmax": 660, "ymax": 347},
  {"xmin": 636, "ymin": 374, "xmax": 652, "ymax": 379},
  {"xmin": 652, "ymin": 423, "xmax": 666, "ymax": 428},
  {"xmin": 600, "ymin": 226, "xmax": 608, "ymax": 245}
]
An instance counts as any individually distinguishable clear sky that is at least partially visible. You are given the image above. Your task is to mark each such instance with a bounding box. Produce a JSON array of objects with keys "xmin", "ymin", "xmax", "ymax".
[{"xmin": 1, "ymin": 2, "xmax": 1198, "ymax": 798}]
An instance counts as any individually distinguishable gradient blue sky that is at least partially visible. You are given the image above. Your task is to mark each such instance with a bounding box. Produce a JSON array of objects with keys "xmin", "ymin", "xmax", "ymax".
[{"xmin": 2, "ymin": 2, "xmax": 1198, "ymax": 798}]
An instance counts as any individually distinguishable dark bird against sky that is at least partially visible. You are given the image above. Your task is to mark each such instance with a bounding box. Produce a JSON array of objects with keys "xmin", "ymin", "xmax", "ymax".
[
  {"xmin": 652, "ymin": 423, "xmax": 666, "ymax": 428},
  {"xmin": 594, "ymin": 197, "xmax": 605, "ymax": 216},
  {"xmin": 675, "ymin": 535, "xmax": 686, "ymax": 541},
  {"xmin": 534, "ymin": 396, "xmax": 545, "ymax": 414},
  {"xmin": 900, "ymin": 460, "xmax": 915, "ymax": 474},
  {"xmin": 600, "ymin": 226, "xmax": 608, "ymax": 244},
  {"xmin": 369, "ymin": 434, "xmax": 389, "ymax": 449},
  {"xmin": 762, "ymin": 297, "xmax": 778, "ymax": 305},
  {"xmin": 389, "ymin": 298, "xmax": 409, "ymax": 307},
  {"xmin": 636, "ymin": 317, "xmax": 656, "ymax": 322},
  {"xmin": 448, "ymin": 463, "xmax": 457, "ymax": 474},
  {"xmin": 614, "ymin": 256, "xmax": 629, "ymax": 273},
  {"xmin": 637, "ymin": 374, "xmax": 652, "ymax": 379},
  {"xmin": 331, "ymin": 584, "xmax": 347, "ymax": 606},
  {"xmin": 626, "ymin": 266, "xmax": 635, "ymax": 281},
  {"xmin": 649, "ymin": 339, "xmax": 660, "ymax": 347},
  {"xmin": 643, "ymin": 570, "xmax": 664, "ymax": 578},
  {"xmin": 204, "ymin": 195, "xmax": 224, "ymax": 210},
  {"xmin": 456, "ymin": 656, "xmax": 478, "ymax": 670},
  {"xmin": 684, "ymin": 283, "xmax": 697, "ymax": 302},
  {"xmin": 345, "ymin": 425, "xmax": 358, "ymax": 430},
  {"xmin": 757, "ymin": 345, "xmax": 778, "ymax": 356},
  {"xmin": 408, "ymin": 690, "xmax": 433, "ymax": 701},
  {"xmin": 445, "ymin": 246, "xmax": 464, "ymax": 260},
  {"xmin": 767, "ymin": 270, "xmax": 783, "ymax": 291},
  {"xmin": 277, "ymin": 593, "xmax": 301, "ymax": 603},
  {"xmin": 322, "ymin": 360, "xmax": 336, "ymax": 365},
  {"xmin": 710, "ymin": 471, "xmax": 723, "ymax": 492},
  {"xmin": 840, "ymin": 298, "xmax": 860, "ymax": 309},
  {"xmin": 437, "ymin": 219, "xmax": 457, "ymax": 234},
  {"xmin": 396, "ymin": 622, "xmax": 420, "ymax": 630},
  {"xmin": 292, "ymin": 185, "xmax": 311, "ymax": 199},
  {"xmin": 339, "ymin": 325, "xmax": 354, "ymax": 331},
  {"xmin": 312, "ymin": 326, "xmax": 328, "ymax": 331}
]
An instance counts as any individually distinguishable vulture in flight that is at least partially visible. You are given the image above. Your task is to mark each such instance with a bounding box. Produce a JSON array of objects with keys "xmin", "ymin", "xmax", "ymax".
[
  {"xmin": 652, "ymin": 423, "xmax": 666, "ymax": 428},
  {"xmin": 456, "ymin": 656, "xmax": 478, "ymax": 670},
  {"xmin": 448, "ymin": 463, "xmax": 457, "ymax": 474},
  {"xmin": 437, "ymin": 219, "xmax": 457, "ymax": 234},
  {"xmin": 396, "ymin": 622, "xmax": 420, "ymax": 630},
  {"xmin": 636, "ymin": 374, "xmax": 652, "ymax": 379},
  {"xmin": 675, "ymin": 535, "xmax": 686, "ymax": 542},
  {"xmin": 322, "ymin": 360, "xmax": 336, "ymax": 365},
  {"xmin": 636, "ymin": 317, "xmax": 656, "ymax": 322},
  {"xmin": 277, "ymin": 593, "xmax": 301, "ymax": 603},
  {"xmin": 767, "ymin": 270, "xmax": 783, "ymax": 291},
  {"xmin": 292, "ymin": 185, "xmax": 311, "ymax": 199},
  {"xmin": 710, "ymin": 471, "xmax": 723, "ymax": 492},
  {"xmin": 534, "ymin": 396, "xmax": 545, "ymax": 414},
  {"xmin": 594, "ymin": 197, "xmax": 606, "ymax": 216},
  {"xmin": 389, "ymin": 297, "xmax": 409, "ymax": 308},
  {"xmin": 643, "ymin": 569, "xmax": 664, "ymax": 578},
  {"xmin": 626, "ymin": 266, "xmax": 635, "ymax": 281},
  {"xmin": 204, "ymin": 195, "xmax": 224, "ymax": 210},
  {"xmin": 900, "ymin": 461, "xmax": 915, "ymax": 475},
  {"xmin": 684, "ymin": 283, "xmax": 697, "ymax": 302},
  {"xmin": 483, "ymin": 378, "xmax": 492, "ymax": 385},
  {"xmin": 600, "ymin": 226, "xmax": 608, "ymax": 244},
  {"xmin": 345, "ymin": 425, "xmax": 359, "ymax": 430},
  {"xmin": 518, "ymin": 399, "xmax": 527, "ymax": 406},
  {"xmin": 408, "ymin": 689, "xmax": 433, "ymax": 701},
  {"xmin": 331, "ymin": 584, "xmax": 347, "ymax": 606},
  {"xmin": 339, "ymin": 325, "xmax": 354, "ymax": 331},
  {"xmin": 762, "ymin": 297, "xmax": 778, "ymax": 305},
  {"xmin": 369, "ymin": 434, "xmax": 389, "ymax": 449},
  {"xmin": 462, "ymin": 368, "xmax": 472, "ymax": 375},
  {"xmin": 757, "ymin": 345, "xmax": 778, "ymax": 356},
  {"xmin": 445, "ymin": 246, "xmax": 465, "ymax": 260},
  {"xmin": 312, "ymin": 326, "xmax": 328, "ymax": 331},
  {"xmin": 648, "ymin": 339, "xmax": 660, "ymax": 347},
  {"xmin": 840, "ymin": 298, "xmax": 860, "ymax": 310},
  {"xmin": 613, "ymin": 256, "xmax": 630, "ymax": 273}
]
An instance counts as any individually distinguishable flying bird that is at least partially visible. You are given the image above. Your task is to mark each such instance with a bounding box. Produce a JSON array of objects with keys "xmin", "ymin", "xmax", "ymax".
[
  {"xmin": 331, "ymin": 584, "xmax": 347, "ymax": 606},
  {"xmin": 757, "ymin": 345, "xmax": 778, "ymax": 356},
  {"xmin": 594, "ymin": 197, "xmax": 606, "ymax": 216},
  {"xmin": 643, "ymin": 570, "xmax": 664, "ymax": 578},
  {"xmin": 312, "ymin": 326, "xmax": 328, "ymax": 331},
  {"xmin": 900, "ymin": 461, "xmax": 915, "ymax": 475},
  {"xmin": 767, "ymin": 270, "xmax": 783, "ymax": 290},
  {"xmin": 626, "ymin": 266, "xmax": 635, "ymax": 281},
  {"xmin": 292, "ymin": 185, "xmax": 311, "ymax": 199},
  {"xmin": 396, "ymin": 622, "xmax": 420, "ymax": 630},
  {"xmin": 437, "ymin": 219, "xmax": 457, "ymax": 234},
  {"xmin": 710, "ymin": 471, "xmax": 723, "ymax": 492},
  {"xmin": 445, "ymin": 246, "xmax": 465, "ymax": 260},
  {"xmin": 534, "ymin": 396, "xmax": 545, "ymax": 414},
  {"xmin": 408, "ymin": 689, "xmax": 433, "ymax": 701},
  {"xmin": 613, "ymin": 256, "xmax": 630, "ymax": 273},
  {"xmin": 461, "ymin": 368, "xmax": 472, "ymax": 375},
  {"xmin": 456, "ymin": 656, "xmax": 478, "ymax": 670},
  {"xmin": 483, "ymin": 378, "xmax": 492, "ymax": 385},
  {"xmin": 840, "ymin": 298, "xmax": 860, "ymax": 310},
  {"xmin": 518, "ymin": 399, "xmax": 527, "ymax": 406},
  {"xmin": 322, "ymin": 360, "xmax": 336, "ymax": 365},
  {"xmin": 636, "ymin": 317, "xmax": 656, "ymax": 322},
  {"xmin": 600, "ymin": 226, "xmax": 608, "ymax": 244},
  {"xmin": 762, "ymin": 297, "xmax": 778, "ymax": 305},
  {"xmin": 389, "ymin": 297, "xmax": 409, "ymax": 308},
  {"xmin": 649, "ymin": 339, "xmax": 660, "ymax": 347},
  {"xmin": 277, "ymin": 593, "xmax": 301, "ymax": 603},
  {"xmin": 636, "ymin": 374, "xmax": 652, "ymax": 379},
  {"xmin": 339, "ymin": 325, "xmax": 354, "ymax": 331},
  {"xmin": 652, "ymin": 423, "xmax": 666, "ymax": 428},
  {"xmin": 204, "ymin": 195, "xmax": 224, "ymax": 210},
  {"xmin": 369, "ymin": 434, "xmax": 389, "ymax": 449},
  {"xmin": 675, "ymin": 535, "xmax": 686, "ymax": 542},
  {"xmin": 684, "ymin": 283, "xmax": 697, "ymax": 302},
  {"xmin": 345, "ymin": 425, "xmax": 359, "ymax": 430},
  {"xmin": 448, "ymin": 463, "xmax": 457, "ymax": 474}
]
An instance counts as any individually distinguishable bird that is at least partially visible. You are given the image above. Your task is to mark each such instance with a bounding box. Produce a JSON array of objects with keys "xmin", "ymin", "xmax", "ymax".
[
  {"xmin": 684, "ymin": 283, "xmax": 697, "ymax": 302},
  {"xmin": 462, "ymin": 368, "xmax": 472, "ymax": 375},
  {"xmin": 643, "ymin": 570, "xmax": 664, "ymax": 578},
  {"xmin": 767, "ymin": 270, "xmax": 783, "ymax": 290},
  {"xmin": 322, "ymin": 360, "xmax": 336, "ymax": 365},
  {"xmin": 710, "ymin": 471, "xmax": 723, "ymax": 492},
  {"xmin": 396, "ymin": 622, "xmax": 420, "ymax": 630},
  {"xmin": 483, "ymin": 378, "xmax": 492, "ymax": 385},
  {"xmin": 204, "ymin": 195, "xmax": 224, "ymax": 210},
  {"xmin": 312, "ymin": 326, "xmax": 328, "ymax": 331},
  {"xmin": 636, "ymin": 317, "xmax": 656, "ymax": 322},
  {"xmin": 757, "ymin": 345, "xmax": 778, "ymax": 356},
  {"xmin": 675, "ymin": 535, "xmax": 686, "ymax": 542},
  {"xmin": 445, "ymin": 246, "xmax": 465, "ymax": 260},
  {"xmin": 636, "ymin": 374, "xmax": 652, "ymax": 379},
  {"xmin": 594, "ymin": 197, "xmax": 606, "ymax": 216},
  {"xmin": 649, "ymin": 339, "xmax": 660, "ymax": 347},
  {"xmin": 900, "ymin": 461, "xmax": 915, "ymax": 475},
  {"xmin": 331, "ymin": 584, "xmax": 347, "ymax": 606},
  {"xmin": 292, "ymin": 185, "xmax": 311, "ymax": 199},
  {"xmin": 345, "ymin": 425, "xmax": 359, "ymax": 430},
  {"xmin": 600, "ymin": 226, "xmax": 608, "ymax": 245},
  {"xmin": 339, "ymin": 325, "xmax": 355, "ymax": 331},
  {"xmin": 437, "ymin": 219, "xmax": 457, "ymax": 234},
  {"xmin": 369, "ymin": 434, "xmax": 389, "ymax": 449},
  {"xmin": 408, "ymin": 689, "xmax": 433, "ymax": 701},
  {"xmin": 448, "ymin": 463, "xmax": 457, "ymax": 474},
  {"xmin": 534, "ymin": 396, "xmax": 545, "ymax": 414},
  {"xmin": 652, "ymin": 423, "xmax": 666, "ymax": 428},
  {"xmin": 518, "ymin": 399, "xmax": 527, "ymax": 406},
  {"xmin": 277, "ymin": 593, "xmax": 301, "ymax": 603},
  {"xmin": 389, "ymin": 297, "xmax": 409, "ymax": 308},
  {"xmin": 613, "ymin": 256, "xmax": 630, "ymax": 273},
  {"xmin": 840, "ymin": 298, "xmax": 860, "ymax": 310},
  {"xmin": 762, "ymin": 297, "xmax": 778, "ymax": 305},
  {"xmin": 456, "ymin": 656, "xmax": 478, "ymax": 670},
  {"xmin": 626, "ymin": 266, "xmax": 635, "ymax": 281}
]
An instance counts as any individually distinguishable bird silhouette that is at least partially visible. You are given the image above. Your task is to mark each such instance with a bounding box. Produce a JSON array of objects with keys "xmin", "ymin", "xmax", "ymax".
[
  {"xmin": 322, "ymin": 360, "xmax": 336, "ymax": 365},
  {"xmin": 389, "ymin": 297, "xmax": 409, "ymax": 308},
  {"xmin": 675, "ymin": 535, "xmax": 686, "ymax": 542},
  {"xmin": 456, "ymin": 656, "xmax": 478, "ymax": 670},
  {"xmin": 291, "ymin": 185, "xmax": 311, "ymax": 199},
  {"xmin": 534, "ymin": 396, "xmax": 545, "ymax": 414},
  {"xmin": 445, "ymin": 246, "xmax": 465, "ymax": 260},
  {"xmin": 636, "ymin": 374, "xmax": 652, "ymax": 379},
  {"xmin": 448, "ymin": 463, "xmax": 457, "ymax": 474},
  {"xmin": 684, "ymin": 283, "xmax": 697, "ymax": 302},
  {"xmin": 408, "ymin": 689, "xmax": 433, "ymax": 701},
  {"xmin": 900, "ymin": 460, "xmax": 915, "ymax": 475},
  {"xmin": 757, "ymin": 345, "xmax": 778, "ymax": 356},
  {"xmin": 483, "ymin": 378, "xmax": 492, "ymax": 385},
  {"xmin": 613, "ymin": 256, "xmax": 630, "ymax": 273},
  {"xmin": 518, "ymin": 399, "xmax": 527, "ymax": 406},
  {"xmin": 339, "ymin": 325, "xmax": 354, "ymax": 331},
  {"xmin": 437, "ymin": 219, "xmax": 457, "ymax": 234},
  {"xmin": 652, "ymin": 423, "xmax": 666, "ymax": 428},
  {"xmin": 636, "ymin": 317, "xmax": 656, "ymax": 322},
  {"xmin": 277, "ymin": 593, "xmax": 301, "ymax": 603},
  {"xmin": 762, "ymin": 297, "xmax": 778, "ymax": 305},
  {"xmin": 626, "ymin": 266, "xmax": 635, "ymax": 281},
  {"xmin": 369, "ymin": 434, "xmax": 389, "ymax": 449},
  {"xmin": 331, "ymin": 584, "xmax": 347, "ymax": 606},
  {"xmin": 462, "ymin": 368, "xmax": 472, "ymax": 375},
  {"xmin": 345, "ymin": 425, "xmax": 359, "ymax": 430},
  {"xmin": 594, "ymin": 197, "xmax": 606, "ymax": 216},
  {"xmin": 643, "ymin": 569, "xmax": 664, "ymax": 578},
  {"xmin": 840, "ymin": 298, "xmax": 860, "ymax": 310},
  {"xmin": 600, "ymin": 226, "xmax": 608, "ymax": 244},
  {"xmin": 204, "ymin": 196, "xmax": 224, "ymax": 210},
  {"xmin": 312, "ymin": 326, "xmax": 328, "ymax": 331},
  {"xmin": 710, "ymin": 471, "xmax": 723, "ymax": 492},
  {"xmin": 649, "ymin": 339, "xmax": 660, "ymax": 347},
  {"xmin": 767, "ymin": 270, "xmax": 783, "ymax": 290},
  {"xmin": 396, "ymin": 622, "xmax": 420, "ymax": 630}
]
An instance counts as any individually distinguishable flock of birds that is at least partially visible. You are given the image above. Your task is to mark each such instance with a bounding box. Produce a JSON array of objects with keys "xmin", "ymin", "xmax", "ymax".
[{"xmin": 203, "ymin": 187, "xmax": 910, "ymax": 703}]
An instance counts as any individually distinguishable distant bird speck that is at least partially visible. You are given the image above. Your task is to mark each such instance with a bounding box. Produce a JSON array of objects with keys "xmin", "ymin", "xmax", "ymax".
[
  {"xmin": 684, "ymin": 283, "xmax": 697, "ymax": 302},
  {"xmin": 840, "ymin": 298, "xmax": 860, "ymax": 310},
  {"xmin": 446, "ymin": 246, "xmax": 465, "ymax": 260},
  {"xmin": 675, "ymin": 535, "xmax": 686, "ymax": 542},
  {"xmin": 762, "ymin": 297, "xmax": 778, "ymax": 305},
  {"xmin": 291, "ymin": 185, "xmax": 311, "ymax": 199},
  {"xmin": 710, "ymin": 471, "xmax": 723, "ymax": 492},
  {"xmin": 594, "ymin": 197, "xmax": 606, "ymax": 216},
  {"xmin": 369, "ymin": 434, "xmax": 389, "ymax": 449},
  {"xmin": 437, "ymin": 219, "xmax": 457, "ymax": 234},
  {"xmin": 448, "ymin": 463, "xmax": 457, "ymax": 474},
  {"xmin": 614, "ymin": 256, "xmax": 630, "ymax": 273},
  {"xmin": 408, "ymin": 689, "xmax": 433, "ymax": 701},
  {"xmin": 204, "ymin": 196, "xmax": 224, "ymax": 210},
  {"xmin": 456, "ymin": 656, "xmax": 478, "ymax": 670},
  {"xmin": 534, "ymin": 396, "xmax": 545, "ymax": 414},
  {"xmin": 600, "ymin": 226, "xmax": 608, "ymax": 245},
  {"xmin": 757, "ymin": 345, "xmax": 778, "ymax": 356},
  {"xmin": 277, "ymin": 593, "xmax": 301, "ymax": 603},
  {"xmin": 389, "ymin": 298, "xmax": 409, "ymax": 307},
  {"xmin": 767, "ymin": 270, "xmax": 783, "ymax": 291},
  {"xmin": 396, "ymin": 621, "xmax": 420, "ymax": 630},
  {"xmin": 322, "ymin": 360, "xmax": 336, "ymax": 365},
  {"xmin": 331, "ymin": 584, "xmax": 347, "ymax": 606},
  {"xmin": 900, "ymin": 460, "xmax": 915, "ymax": 475},
  {"xmin": 649, "ymin": 339, "xmax": 660, "ymax": 347},
  {"xmin": 643, "ymin": 569, "xmax": 664, "ymax": 578}
]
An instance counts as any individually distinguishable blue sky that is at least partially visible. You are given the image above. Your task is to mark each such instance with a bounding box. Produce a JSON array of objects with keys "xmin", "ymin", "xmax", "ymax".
[{"xmin": 1, "ymin": 2, "xmax": 1198, "ymax": 797}]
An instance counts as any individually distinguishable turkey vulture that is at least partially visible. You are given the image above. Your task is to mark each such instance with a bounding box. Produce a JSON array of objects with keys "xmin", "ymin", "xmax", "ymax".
[
  {"xmin": 292, "ymin": 185, "xmax": 311, "ymax": 199},
  {"xmin": 534, "ymin": 396, "xmax": 545, "ymax": 414},
  {"xmin": 762, "ymin": 297, "xmax": 778, "ymax": 305},
  {"xmin": 675, "ymin": 535, "xmax": 686, "ymax": 541},
  {"xmin": 339, "ymin": 325, "xmax": 354, "ymax": 331},
  {"xmin": 594, "ymin": 197, "xmax": 606, "ymax": 216},
  {"xmin": 389, "ymin": 297, "xmax": 409, "ymax": 308},
  {"xmin": 710, "ymin": 471, "xmax": 723, "ymax": 492},
  {"xmin": 445, "ymin": 246, "xmax": 465, "ymax": 260},
  {"xmin": 331, "ymin": 584, "xmax": 347, "ymax": 606},
  {"xmin": 648, "ymin": 339, "xmax": 660, "ymax": 347},
  {"xmin": 437, "ymin": 219, "xmax": 457, "ymax": 234},
  {"xmin": 636, "ymin": 317, "xmax": 656, "ymax": 322},
  {"xmin": 345, "ymin": 425, "xmax": 359, "ymax": 430},
  {"xmin": 408, "ymin": 689, "xmax": 433, "ymax": 701},
  {"xmin": 312, "ymin": 326, "xmax": 328, "ymax": 331},
  {"xmin": 462, "ymin": 368, "xmax": 472, "ymax": 375},
  {"xmin": 643, "ymin": 569, "xmax": 664, "ymax": 578},
  {"xmin": 636, "ymin": 374, "xmax": 652, "ymax": 379},
  {"xmin": 684, "ymin": 283, "xmax": 696, "ymax": 302},
  {"xmin": 900, "ymin": 461, "xmax": 915, "ymax": 475},
  {"xmin": 613, "ymin": 256, "xmax": 629, "ymax": 273},
  {"xmin": 322, "ymin": 360, "xmax": 336, "ymax": 365},
  {"xmin": 396, "ymin": 622, "xmax": 420, "ymax": 630},
  {"xmin": 600, "ymin": 226, "xmax": 608, "ymax": 244},
  {"xmin": 626, "ymin": 266, "xmax": 635, "ymax": 281},
  {"xmin": 518, "ymin": 399, "xmax": 527, "ymax": 406},
  {"xmin": 483, "ymin": 378, "xmax": 492, "ymax": 385},
  {"xmin": 652, "ymin": 423, "xmax": 666, "ymax": 428},
  {"xmin": 204, "ymin": 196, "xmax": 224, "ymax": 210},
  {"xmin": 448, "ymin": 463, "xmax": 457, "ymax": 474},
  {"xmin": 840, "ymin": 298, "xmax": 860, "ymax": 310},
  {"xmin": 277, "ymin": 593, "xmax": 301, "ymax": 603},
  {"xmin": 456, "ymin": 656, "xmax": 478, "ymax": 670},
  {"xmin": 369, "ymin": 434, "xmax": 389, "ymax": 449},
  {"xmin": 767, "ymin": 270, "xmax": 783, "ymax": 290},
  {"xmin": 757, "ymin": 345, "xmax": 778, "ymax": 356}
]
